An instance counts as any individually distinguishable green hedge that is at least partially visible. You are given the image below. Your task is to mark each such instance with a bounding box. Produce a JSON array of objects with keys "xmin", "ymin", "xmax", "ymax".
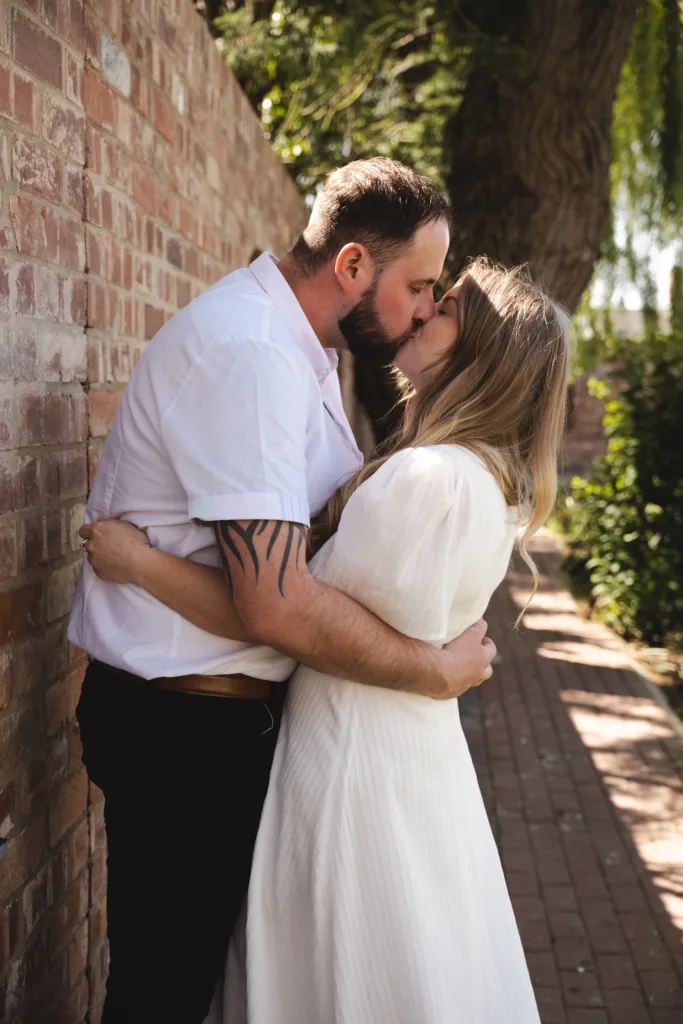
[{"xmin": 560, "ymin": 332, "xmax": 683, "ymax": 650}]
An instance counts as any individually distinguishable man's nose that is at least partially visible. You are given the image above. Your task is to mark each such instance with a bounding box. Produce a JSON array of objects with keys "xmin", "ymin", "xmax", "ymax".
[{"xmin": 415, "ymin": 291, "xmax": 436, "ymax": 323}]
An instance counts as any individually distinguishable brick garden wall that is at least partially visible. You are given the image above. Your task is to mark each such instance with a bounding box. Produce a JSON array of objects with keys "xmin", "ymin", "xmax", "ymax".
[
  {"xmin": 563, "ymin": 371, "xmax": 609, "ymax": 477},
  {"xmin": 0, "ymin": 3, "xmax": 309, "ymax": 1021}
]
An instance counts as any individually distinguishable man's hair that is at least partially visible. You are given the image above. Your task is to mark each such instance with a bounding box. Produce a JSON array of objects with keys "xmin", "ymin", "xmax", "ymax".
[{"xmin": 291, "ymin": 157, "xmax": 450, "ymax": 277}]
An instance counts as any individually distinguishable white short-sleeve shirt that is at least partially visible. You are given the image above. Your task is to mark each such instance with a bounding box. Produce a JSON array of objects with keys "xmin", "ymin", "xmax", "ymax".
[{"xmin": 68, "ymin": 254, "xmax": 364, "ymax": 680}]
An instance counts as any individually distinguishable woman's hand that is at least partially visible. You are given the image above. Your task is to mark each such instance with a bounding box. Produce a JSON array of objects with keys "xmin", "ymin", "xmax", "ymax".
[{"xmin": 79, "ymin": 519, "xmax": 152, "ymax": 585}]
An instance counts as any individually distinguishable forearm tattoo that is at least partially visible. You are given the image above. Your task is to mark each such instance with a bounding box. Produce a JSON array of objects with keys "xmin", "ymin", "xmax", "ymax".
[{"xmin": 215, "ymin": 520, "xmax": 307, "ymax": 598}]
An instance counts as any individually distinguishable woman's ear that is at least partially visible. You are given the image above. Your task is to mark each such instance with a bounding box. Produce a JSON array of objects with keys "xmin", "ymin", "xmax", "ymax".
[{"xmin": 334, "ymin": 243, "xmax": 375, "ymax": 300}]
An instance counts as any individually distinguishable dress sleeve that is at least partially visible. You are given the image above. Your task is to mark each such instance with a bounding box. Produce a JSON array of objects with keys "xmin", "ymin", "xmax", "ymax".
[
  {"xmin": 161, "ymin": 334, "xmax": 313, "ymax": 526},
  {"xmin": 315, "ymin": 447, "xmax": 468, "ymax": 647}
]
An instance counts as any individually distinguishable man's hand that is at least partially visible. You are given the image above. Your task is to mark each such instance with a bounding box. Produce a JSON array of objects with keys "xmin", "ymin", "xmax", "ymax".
[{"xmin": 425, "ymin": 619, "xmax": 496, "ymax": 701}]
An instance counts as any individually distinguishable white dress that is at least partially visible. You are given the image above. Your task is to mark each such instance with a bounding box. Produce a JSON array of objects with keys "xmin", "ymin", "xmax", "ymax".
[{"xmin": 221, "ymin": 445, "xmax": 541, "ymax": 1024}]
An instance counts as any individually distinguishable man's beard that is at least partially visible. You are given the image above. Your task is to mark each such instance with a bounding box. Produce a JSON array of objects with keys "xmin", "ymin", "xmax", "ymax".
[{"xmin": 338, "ymin": 281, "xmax": 419, "ymax": 368}]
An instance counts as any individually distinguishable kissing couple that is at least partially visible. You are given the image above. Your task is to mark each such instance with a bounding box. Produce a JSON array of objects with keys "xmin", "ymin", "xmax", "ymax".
[{"xmin": 71, "ymin": 157, "xmax": 569, "ymax": 1023}]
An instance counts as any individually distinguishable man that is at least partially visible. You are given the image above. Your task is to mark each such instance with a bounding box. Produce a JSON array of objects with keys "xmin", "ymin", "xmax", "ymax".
[{"xmin": 70, "ymin": 158, "xmax": 496, "ymax": 1023}]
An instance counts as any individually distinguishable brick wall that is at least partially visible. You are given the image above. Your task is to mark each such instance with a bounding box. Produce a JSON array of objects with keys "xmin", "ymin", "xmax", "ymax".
[
  {"xmin": 0, "ymin": 3, "xmax": 309, "ymax": 1021},
  {"xmin": 563, "ymin": 371, "xmax": 609, "ymax": 476}
]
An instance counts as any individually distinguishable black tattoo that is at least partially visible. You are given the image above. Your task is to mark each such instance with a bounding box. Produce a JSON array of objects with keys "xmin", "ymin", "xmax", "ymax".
[
  {"xmin": 266, "ymin": 520, "xmax": 282, "ymax": 560},
  {"xmin": 215, "ymin": 519, "xmax": 307, "ymax": 598}
]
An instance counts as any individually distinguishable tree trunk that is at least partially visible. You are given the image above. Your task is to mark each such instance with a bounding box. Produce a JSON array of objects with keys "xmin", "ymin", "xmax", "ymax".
[
  {"xmin": 357, "ymin": 0, "xmax": 642, "ymax": 440},
  {"xmin": 444, "ymin": 0, "xmax": 642, "ymax": 311}
]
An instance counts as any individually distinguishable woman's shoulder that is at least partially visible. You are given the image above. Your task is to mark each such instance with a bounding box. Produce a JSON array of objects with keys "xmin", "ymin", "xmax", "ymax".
[
  {"xmin": 356, "ymin": 445, "xmax": 503, "ymax": 515},
  {"xmin": 380, "ymin": 444, "xmax": 497, "ymax": 488}
]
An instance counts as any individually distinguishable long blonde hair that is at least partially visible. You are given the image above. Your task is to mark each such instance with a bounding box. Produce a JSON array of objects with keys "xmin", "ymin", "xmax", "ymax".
[{"xmin": 311, "ymin": 257, "xmax": 571, "ymax": 596}]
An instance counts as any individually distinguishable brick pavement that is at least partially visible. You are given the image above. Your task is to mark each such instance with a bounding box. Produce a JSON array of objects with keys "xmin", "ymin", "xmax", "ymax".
[{"xmin": 461, "ymin": 531, "xmax": 683, "ymax": 1024}]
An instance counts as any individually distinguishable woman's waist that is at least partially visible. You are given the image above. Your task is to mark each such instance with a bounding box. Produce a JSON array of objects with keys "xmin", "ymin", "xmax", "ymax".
[{"xmin": 289, "ymin": 666, "xmax": 463, "ymax": 726}]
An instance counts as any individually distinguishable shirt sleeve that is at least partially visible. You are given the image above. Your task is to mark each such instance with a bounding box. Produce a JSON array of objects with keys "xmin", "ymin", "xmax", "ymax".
[
  {"xmin": 313, "ymin": 447, "xmax": 466, "ymax": 647},
  {"xmin": 162, "ymin": 336, "xmax": 313, "ymax": 526}
]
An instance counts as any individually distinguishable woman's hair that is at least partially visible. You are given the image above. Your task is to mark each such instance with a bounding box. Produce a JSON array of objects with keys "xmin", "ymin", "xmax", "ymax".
[{"xmin": 310, "ymin": 257, "xmax": 571, "ymax": 598}]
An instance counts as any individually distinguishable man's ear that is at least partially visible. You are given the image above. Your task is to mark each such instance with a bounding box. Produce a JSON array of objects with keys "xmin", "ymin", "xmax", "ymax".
[{"xmin": 334, "ymin": 243, "xmax": 375, "ymax": 300}]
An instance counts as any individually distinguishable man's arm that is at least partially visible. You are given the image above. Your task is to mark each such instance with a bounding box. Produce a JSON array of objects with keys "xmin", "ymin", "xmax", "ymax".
[{"xmin": 217, "ymin": 519, "xmax": 495, "ymax": 699}]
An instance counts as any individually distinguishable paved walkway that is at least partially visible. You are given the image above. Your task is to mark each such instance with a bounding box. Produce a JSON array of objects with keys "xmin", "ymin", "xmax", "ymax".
[{"xmin": 461, "ymin": 532, "xmax": 683, "ymax": 1024}]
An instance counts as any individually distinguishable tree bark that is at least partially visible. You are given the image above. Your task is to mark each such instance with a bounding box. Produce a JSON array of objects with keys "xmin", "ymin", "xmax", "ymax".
[
  {"xmin": 357, "ymin": 0, "xmax": 643, "ymax": 440},
  {"xmin": 444, "ymin": 0, "xmax": 642, "ymax": 312}
]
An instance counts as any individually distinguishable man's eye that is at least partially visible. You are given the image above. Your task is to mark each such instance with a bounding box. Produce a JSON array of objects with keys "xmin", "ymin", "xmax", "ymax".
[{"xmin": 411, "ymin": 287, "xmax": 422, "ymax": 295}]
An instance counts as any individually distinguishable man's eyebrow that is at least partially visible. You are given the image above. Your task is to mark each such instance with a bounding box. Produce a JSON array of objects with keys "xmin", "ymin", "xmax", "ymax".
[{"xmin": 411, "ymin": 277, "xmax": 437, "ymax": 286}]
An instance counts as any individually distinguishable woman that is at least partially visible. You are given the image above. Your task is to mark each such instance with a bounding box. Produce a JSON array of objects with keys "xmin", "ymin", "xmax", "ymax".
[{"xmin": 82, "ymin": 258, "xmax": 570, "ymax": 1023}]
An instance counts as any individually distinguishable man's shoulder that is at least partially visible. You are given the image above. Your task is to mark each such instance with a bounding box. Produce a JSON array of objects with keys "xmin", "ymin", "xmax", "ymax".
[{"xmin": 185, "ymin": 268, "xmax": 305, "ymax": 360}]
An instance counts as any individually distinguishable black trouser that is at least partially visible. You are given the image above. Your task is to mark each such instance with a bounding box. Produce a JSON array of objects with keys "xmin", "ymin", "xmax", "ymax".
[{"xmin": 76, "ymin": 659, "xmax": 282, "ymax": 1024}]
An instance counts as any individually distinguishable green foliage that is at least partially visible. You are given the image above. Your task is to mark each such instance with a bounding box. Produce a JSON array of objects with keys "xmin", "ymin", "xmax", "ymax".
[
  {"xmin": 560, "ymin": 332, "xmax": 683, "ymax": 646},
  {"xmin": 595, "ymin": 0, "xmax": 683, "ymax": 304},
  {"xmin": 214, "ymin": 1, "xmax": 523, "ymax": 201}
]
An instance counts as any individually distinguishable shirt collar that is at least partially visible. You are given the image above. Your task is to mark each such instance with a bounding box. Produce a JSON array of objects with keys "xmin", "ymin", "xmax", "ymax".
[{"xmin": 249, "ymin": 252, "xmax": 338, "ymax": 384}]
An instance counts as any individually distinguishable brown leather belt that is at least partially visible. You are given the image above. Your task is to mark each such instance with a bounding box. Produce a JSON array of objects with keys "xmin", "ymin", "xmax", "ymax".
[{"xmin": 97, "ymin": 661, "xmax": 277, "ymax": 700}]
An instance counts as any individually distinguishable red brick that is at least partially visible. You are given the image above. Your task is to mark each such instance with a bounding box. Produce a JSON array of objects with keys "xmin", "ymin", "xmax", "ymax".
[
  {"xmin": 566, "ymin": 1012, "xmax": 608, "ymax": 1024},
  {"xmin": 3, "ymin": 326, "xmax": 38, "ymax": 383},
  {"xmin": 144, "ymin": 303, "xmax": 165, "ymax": 340},
  {"xmin": 0, "ymin": 0, "xmax": 7, "ymax": 54},
  {"xmin": 41, "ymin": 0, "xmax": 60, "ymax": 32},
  {"xmin": 49, "ymin": 768, "xmax": 87, "ymax": 847},
  {"xmin": 66, "ymin": 277, "xmax": 87, "ymax": 326},
  {"xmin": 68, "ymin": 917, "xmax": 88, "ymax": 986},
  {"xmin": 13, "ymin": 73, "xmax": 34, "ymax": 131},
  {"xmin": 0, "ymin": 819, "xmax": 45, "ymax": 904},
  {"xmin": 46, "ymin": 665, "xmax": 84, "ymax": 736},
  {"xmin": 0, "ymin": 66, "xmax": 9, "ymax": 116},
  {"xmin": 14, "ymin": 262, "xmax": 36, "ymax": 316},
  {"xmin": 0, "ymin": 519, "xmax": 17, "ymax": 582},
  {"xmin": 0, "ymin": 395, "xmax": 12, "ymax": 449},
  {"xmin": 561, "ymin": 970, "xmax": 604, "ymax": 1008},
  {"xmin": 66, "ymin": 51, "xmax": 83, "ymax": 107},
  {"xmin": 85, "ymin": 226, "xmax": 101, "ymax": 276},
  {"xmin": 41, "ymin": 205, "xmax": 59, "ymax": 261},
  {"xmin": 70, "ymin": 817, "xmax": 89, "ymax": 881},
  {"xmin": 0, "ymin": 257, "xmax": 9, "ymax": 313},
  {"xmin": 0, "ymin": 900, "xmax": 22, "ymax": 977},
  {"xmin": 13, "ymin": 455, "xmax": 40, "ymax": 510},
  {"xmin": 0, "ymin": 456, "xmax": 12, "ymax": 514},
  {"xmin": 10, "ymin": 195, "xmax": 43, "ymax": 257},
  {"xmin": 58, "ymin": 216, "xmax": 85, "ymax": 270},
  {"xmin": 87, "ymin": 281, "xmax": 116, "ymax": 331},
  {"xmin": 83, "ymin": 68, "xmax": 116, "ymax": 133},
  {"xmin": 640, "ymin": 971, "xmax": 683, "ymax": 1008},
  {"xmin": 45, "ymin": 507, "xmax": 64, "ymax": 561},
  {"xmin": 43, "ymin": 329, "xmax": 87, "ymax": 383},
  {"xmin": 59, "ymin": 0, "xmax": 85, "ymax": 52},
  {"xmin": 16, "ymin": 393, "xmax": 64, "ymax": 446},
  {"xmin": 18, "ymin": 513, "xmax": 45, "ymax": 571},
  {"xmin": 132, "ymin": 163, "xmax": 156, "ymax": 216},
  {"xmin": 0, "ymin": 582, "xmax": 42, "ymax": 644},
  {"xmin": 41, "ymin": 96, "xmax": 86, "ymax": 165},
  {"xmin": 13, "ymin": 10, "xmax": 63, "ymax": 90},
  {"xmin": 12, "ymin": 135, "xmax": 63, "ymax": 204},
  {"xmin": 66, "ymin": 391, "xmax": 87, "ymax": 442},
  {"xmin": 153, "ymin": 88, "xmax": 174, "ymax": 142},
  {"xmin": 87, "ymin": 388, "xmax": 120, "ymax": 437},
  {"xmin": 44, "ymin": 450, "xmax": 86, "ymax": 503},
  {"xmin": 22, "ymin": 865, "xmax": 50, "ymax": 937},
  {"xmin": 0, "ymin": 647, "xmax": 11, "ymax": 710},
  {"xmin": 65, "ymin": 165, "xmax": 84, "ymax": 216}
]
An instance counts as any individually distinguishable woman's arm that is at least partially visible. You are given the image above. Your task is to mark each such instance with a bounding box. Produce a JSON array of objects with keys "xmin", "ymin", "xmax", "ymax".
[{"xmin": 79, "ymin": 519, "xmax": 253, "ymax": 642}]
